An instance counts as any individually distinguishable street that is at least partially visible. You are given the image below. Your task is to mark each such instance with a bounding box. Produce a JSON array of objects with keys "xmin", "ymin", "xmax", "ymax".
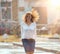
[{"xmin": 0, "ymin": 37, "xmax": 60, "ymax": 54}]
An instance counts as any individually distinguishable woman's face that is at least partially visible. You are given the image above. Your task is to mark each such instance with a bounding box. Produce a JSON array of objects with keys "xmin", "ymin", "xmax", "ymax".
[{"xmin": 26, "ymin": 13, "xmax": 32, "ymax": 22}]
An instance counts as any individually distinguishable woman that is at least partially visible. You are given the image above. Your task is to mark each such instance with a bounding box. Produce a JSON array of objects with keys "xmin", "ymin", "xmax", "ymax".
[{"xmin": 21, "ymin": 9, "xmax": 39, "ymax": 54}]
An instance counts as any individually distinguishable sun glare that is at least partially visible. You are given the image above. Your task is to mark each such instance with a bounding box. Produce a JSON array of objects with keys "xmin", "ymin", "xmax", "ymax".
[{"xmin": 48, "ymin": 0, "xmax": 60, "ymax": 7}]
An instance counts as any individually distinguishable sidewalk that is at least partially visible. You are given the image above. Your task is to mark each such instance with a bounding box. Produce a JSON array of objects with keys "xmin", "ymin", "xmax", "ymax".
[
  {"xmin": 0, "ymin": 46, "xmax": 54, "ymax": 54},
  {"xmin": 0, "ymin": 37, "xmax": 60, "ymax": 54},
  {"xmin": 35, "ymin": 37, "xmax": 60, "ymax": 52},
  {"xmin": 13, "ymin": 42, "xmax": 60, "ymax": 53},
  {"xmin": 0, "ymin": 42, "xmax": 54, "ymax": 54}
]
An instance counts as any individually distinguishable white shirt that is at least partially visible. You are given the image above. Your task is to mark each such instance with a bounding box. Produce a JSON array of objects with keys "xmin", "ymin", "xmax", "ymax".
[{"xmin": 20, "ymin": 22, "xmax": 36, "ymax": 39}]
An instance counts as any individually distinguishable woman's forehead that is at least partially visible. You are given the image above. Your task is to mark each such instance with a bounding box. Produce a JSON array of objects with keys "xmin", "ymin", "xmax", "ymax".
[{"xmin": 26, "ymin": 13, "xmax": 32, "ymax": 16}]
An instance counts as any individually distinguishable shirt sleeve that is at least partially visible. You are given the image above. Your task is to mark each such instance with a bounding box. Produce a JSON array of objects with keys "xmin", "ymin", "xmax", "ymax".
[{"xmin": 30, "ymin": 22, "xmax": 36, "ymax": 30}]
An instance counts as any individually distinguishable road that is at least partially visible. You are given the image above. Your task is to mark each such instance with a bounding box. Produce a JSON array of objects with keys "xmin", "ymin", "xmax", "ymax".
[{"xmin": 0, "ymin": 37, "xmax": 60, "ymax": 54}]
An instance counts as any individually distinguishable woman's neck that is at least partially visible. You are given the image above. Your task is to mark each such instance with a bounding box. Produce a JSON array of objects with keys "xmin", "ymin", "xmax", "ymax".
[{"xmin": 25, "ymin": 21, "xmax": 32, "ymax": 26}]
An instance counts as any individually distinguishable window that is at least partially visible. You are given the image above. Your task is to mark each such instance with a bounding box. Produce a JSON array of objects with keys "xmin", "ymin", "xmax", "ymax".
[{"xmin": 0, "ymin": 0, "xmax": 12, "ymax": 20}]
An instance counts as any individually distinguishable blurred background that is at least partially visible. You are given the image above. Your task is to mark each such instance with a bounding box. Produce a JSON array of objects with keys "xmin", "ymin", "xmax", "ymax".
[
  {"xmin": 0, "ymin": 0, "xmax": 60, "ymax": 54},
  {"xmin": 0, "ymin": 0, "xmax": 60, "ymax": 38}
]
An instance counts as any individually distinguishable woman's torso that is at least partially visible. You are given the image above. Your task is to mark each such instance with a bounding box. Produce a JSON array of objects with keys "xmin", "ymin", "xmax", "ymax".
[{"xmin": 21, "ymin": 22, "xmax": 36, "ymax": 39}]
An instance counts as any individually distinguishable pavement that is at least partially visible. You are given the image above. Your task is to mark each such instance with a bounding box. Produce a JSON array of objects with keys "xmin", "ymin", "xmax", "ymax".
[{"xmin": 0, "ymin": 37, "xmax": 60, "ymax": 54}]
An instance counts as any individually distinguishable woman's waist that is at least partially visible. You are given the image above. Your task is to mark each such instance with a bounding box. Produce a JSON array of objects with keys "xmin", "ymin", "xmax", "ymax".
[
  {"xmin": 21, "ymin": 35, "xmax": 36, "ymax": 40},
  {"xmin": 22, "ymin": 38, "xmax": 35, "ymax": 42}
]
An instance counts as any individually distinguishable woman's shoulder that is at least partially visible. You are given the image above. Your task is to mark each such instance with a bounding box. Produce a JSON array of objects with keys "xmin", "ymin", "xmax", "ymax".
[
  {"xmin": 20, "ymin": 21, "xmax": 26, "ymax": 27},
  {"xmin": 32, "ymin": 22, "xmax": 36, "ymax": 25},
  {"xmin": 30, "ymin": 22, "xmax": 36, "ymax": 28}
]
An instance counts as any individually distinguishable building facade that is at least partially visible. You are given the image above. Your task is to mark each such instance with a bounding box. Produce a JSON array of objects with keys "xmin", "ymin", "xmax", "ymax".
[
  {"xmin": 0, "ymin": 0, "xmax": 60, "ymax": 35},
  {"xmin": 0, "ymin": 0, "xmax": 48, "ymax": 23},
  {"xmin": 0, "ymin": 0, "xmax": 48, "ymax": 35},
  {"xmin": 0, "ymin": 0, "xmax": 60, "ymax": 24}
]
